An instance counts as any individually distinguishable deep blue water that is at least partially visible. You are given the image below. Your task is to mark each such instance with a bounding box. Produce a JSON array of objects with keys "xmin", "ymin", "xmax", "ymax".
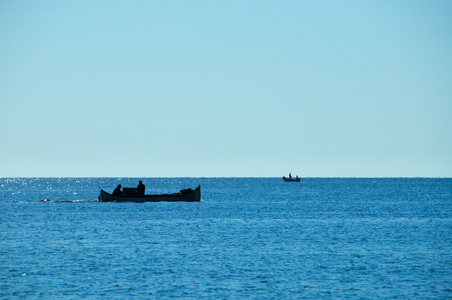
[{"xmin": 1, "ymin": 178, "xmax": 451, "ymax": 299}]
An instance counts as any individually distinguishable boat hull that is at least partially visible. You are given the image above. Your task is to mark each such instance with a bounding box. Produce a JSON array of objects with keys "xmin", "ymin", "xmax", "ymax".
[
  {"xmin": 282, "ymin": 177, "xmax": 300, "ymax": 182},
  {"xmin": 99, "ymin": 185, "xmax": 201, "ymax": 202}
]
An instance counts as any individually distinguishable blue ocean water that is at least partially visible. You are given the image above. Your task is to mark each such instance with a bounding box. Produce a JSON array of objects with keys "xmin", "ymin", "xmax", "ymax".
[{"xmin": 1, "ymin": 178, "xmax": 451, "ymax": 299}]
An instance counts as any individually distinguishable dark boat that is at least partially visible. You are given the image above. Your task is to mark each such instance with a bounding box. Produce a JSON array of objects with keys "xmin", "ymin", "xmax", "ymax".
[
  {"xmin": 99, "ymin": 185, "xmax": 201, "ymax": 202},
  {"xmin": 282, "ymin": 176, "xmax": 300, "ymax": 182}
]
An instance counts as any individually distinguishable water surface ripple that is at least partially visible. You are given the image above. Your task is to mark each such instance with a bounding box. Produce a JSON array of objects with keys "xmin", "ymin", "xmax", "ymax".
[{"xmin": 1, "ymin": 178, "xmax": 451, "ymax": 299}]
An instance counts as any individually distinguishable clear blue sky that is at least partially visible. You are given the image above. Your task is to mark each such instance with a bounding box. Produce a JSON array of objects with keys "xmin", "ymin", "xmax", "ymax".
[{"xmin": 1, "ymin": 1, "xmax": 451, "ymax": 177}]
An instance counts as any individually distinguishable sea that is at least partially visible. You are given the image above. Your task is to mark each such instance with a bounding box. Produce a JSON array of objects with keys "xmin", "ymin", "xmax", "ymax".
[{"xmin": 1, "ymin": 177, "xmax": 451, "ymax": 299}]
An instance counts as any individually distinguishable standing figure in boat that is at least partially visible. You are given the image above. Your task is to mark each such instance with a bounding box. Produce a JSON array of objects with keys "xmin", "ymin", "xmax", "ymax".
[
  {"xmin": 282, "ymin": 173, "xmax": 301, "ymax": 182},
  {"xmin": 137, "ymin": 181, "xmax": 145, "ymax": 196},
  {"xmin": 113, "ymin": 184, "xmax": 123, "ymax": 196}
]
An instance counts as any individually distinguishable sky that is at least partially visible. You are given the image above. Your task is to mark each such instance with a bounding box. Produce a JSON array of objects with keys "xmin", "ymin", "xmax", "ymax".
[{"xmin": 1, "ymin": 0, "xmax": 451, "ymax": 177}]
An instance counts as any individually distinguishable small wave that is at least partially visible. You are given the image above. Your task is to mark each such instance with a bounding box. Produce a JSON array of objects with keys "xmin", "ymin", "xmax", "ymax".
[
  {"xmin": 54, "ymin": 199, "xmax": 98, "ymax": 203},
  {"xmin": 3, "ymin": 199, "xmax": 98, "ymax": 203}
]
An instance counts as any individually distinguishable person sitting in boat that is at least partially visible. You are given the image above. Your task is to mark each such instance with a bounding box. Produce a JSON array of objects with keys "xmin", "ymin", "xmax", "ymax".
[
  {"xmin": 112, "ymin": 184, "xmax": 123, "ymax": 196},
  {"xmin": 137, "ymin": 181, "xmax": 145, "ymax": 196}
]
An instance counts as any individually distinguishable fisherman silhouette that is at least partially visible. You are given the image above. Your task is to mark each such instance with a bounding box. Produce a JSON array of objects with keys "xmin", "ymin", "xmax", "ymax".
[
  {"xmin": 137, "ymin": 181, "xmax": 145, "ymax": 196},
  {"xmin": 113, "ymin": 184, "xmax": 123, "ymax": 196}
]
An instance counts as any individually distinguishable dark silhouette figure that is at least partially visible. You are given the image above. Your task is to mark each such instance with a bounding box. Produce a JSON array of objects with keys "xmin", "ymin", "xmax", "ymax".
[
  {"xmin": 113, "ymin": 184, "xmax": 123, "ymax": 196},
  {"xmin": 137, "ymin": 181, "xmax": 145, "ymax": 196},
  {"xmin": 289, "ymin": 173, "xmax": 292, "ymax": 179}
]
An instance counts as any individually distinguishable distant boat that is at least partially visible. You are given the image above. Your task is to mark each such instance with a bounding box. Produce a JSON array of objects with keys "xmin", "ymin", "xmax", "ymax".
[
  {"xmin": 282, "ymin": 174, "xmax": 300, "ymax": 182},
  {"xmin": 99, "ymin": 185, "xmax": 201, "ymax": 202}
]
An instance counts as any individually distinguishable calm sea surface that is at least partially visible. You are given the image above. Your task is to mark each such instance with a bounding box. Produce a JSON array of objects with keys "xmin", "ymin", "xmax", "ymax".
[{"xmin": 1, "ymin": 178, "xmax": 451, "ymax": 299}]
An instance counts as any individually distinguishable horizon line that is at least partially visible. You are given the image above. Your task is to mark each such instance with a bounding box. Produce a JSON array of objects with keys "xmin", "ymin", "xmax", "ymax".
[{"xmin": 1, "ymin": 176, "xmax": 451, "ymax": 179}]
